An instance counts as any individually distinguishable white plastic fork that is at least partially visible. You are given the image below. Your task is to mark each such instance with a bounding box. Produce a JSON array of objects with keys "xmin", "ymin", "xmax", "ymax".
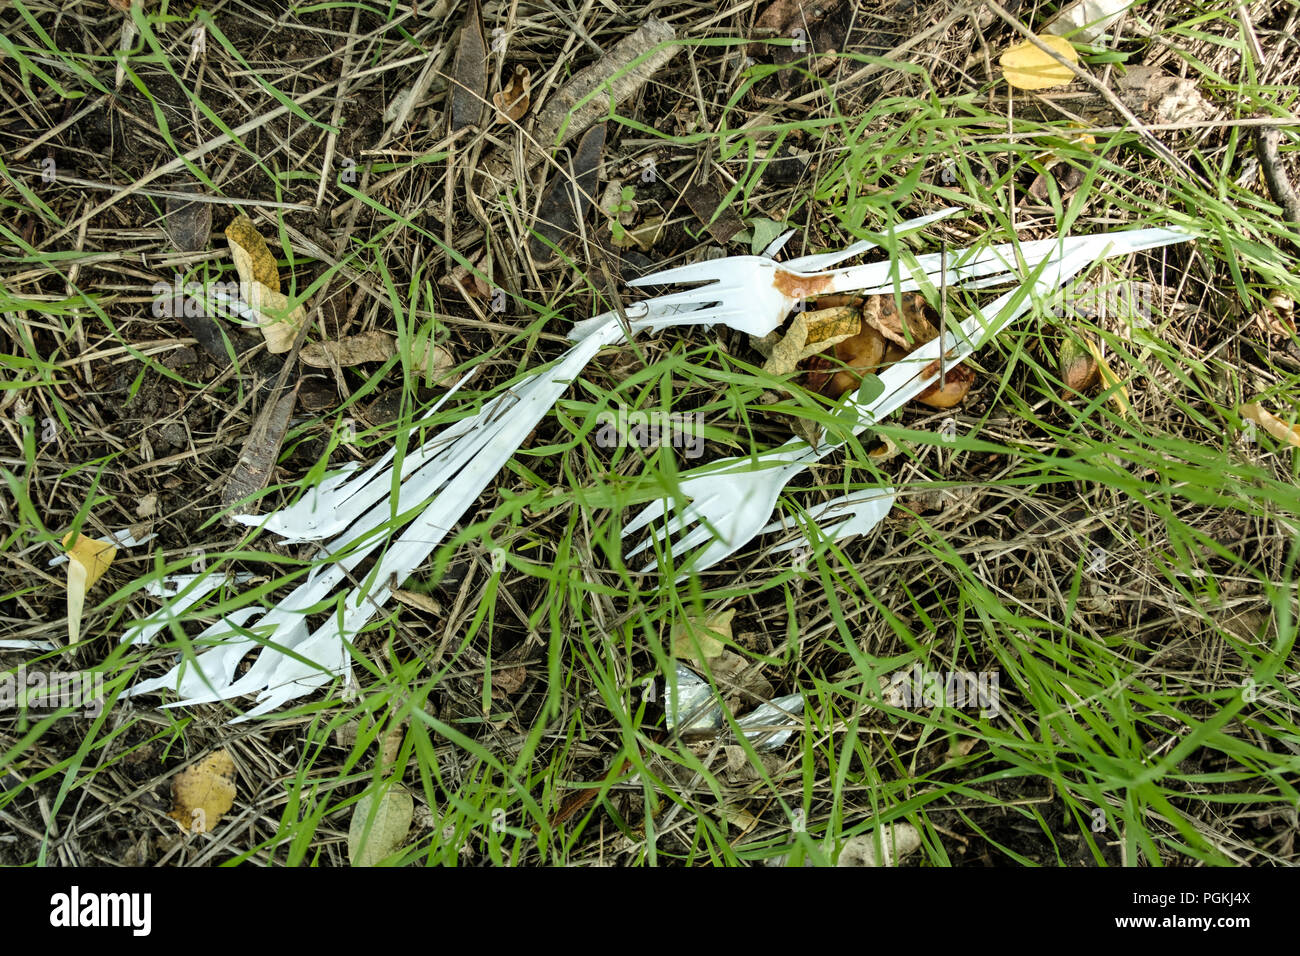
[
  {"xmin": 758, "ymin": 487, "xmax": 897, "ymax": 555},
  {"xmin": 572, "ymin": 215, "xmax": 1156, "ymax": 341},
  {"xmin": 624, "ymin": 226, "xmax": 1194, "ymax": 576},
  {"xmin": 122, "ymin": 213, "xmax": 975, "ymax": 719},
  {"xmin": 262, "ymin": 209, "xmax": 964, "ymax": 547},
  {"xmin": 567, "ymin": 208, "xmax": 962, "ymax": 340}
]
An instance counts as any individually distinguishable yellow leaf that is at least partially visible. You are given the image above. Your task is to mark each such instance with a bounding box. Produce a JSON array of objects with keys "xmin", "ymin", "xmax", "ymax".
[
  {"xmin": 672, "ymin": 608, "xmax": 734, "ymax": 662},
  {"xmin": 224, "ymin": 215, "xmax": 280, "ymax": 293},
  {"xmin": 169, "ymin": 749, "xmax": 237, "ymax": 834},
  {"xmin": 1000, "ymin": 34, "xmax": 1078, "ymax": 91},
  {"xmin": 224, "ymin": 216, "xmax": 309, "ymax": 351},
  {"xmin": 1086, "ymin": 338, "xmax": 1130, "ymax": 418},
  {"xmin": 1240, "ymin": 403, "xmax": 1300, "ymax": 447},
  {"xmin": 761, "ymin": 307, "xmax": 862, "ymax": 378},
  {"xmin": 62, "ymin": 532, "xmax": 116, "ymax": 645}
]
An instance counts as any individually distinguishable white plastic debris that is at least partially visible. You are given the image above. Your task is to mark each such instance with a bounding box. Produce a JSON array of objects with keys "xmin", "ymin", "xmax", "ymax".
[
  {"xmin": 736, "ymin": 693, "xmax": 805, "ymax": 750},
  {"xmin": 120, "ymin": 572, "xmax": 253, "ymax": 647},
  {"xmin": 664, "ymin": 664, "xmax": 804, "ymax": 752},
  {"xmin": 119, "ymin": 219, "xmax": 1195, "ymax": 721},
  {"xmin": 665, "ymin": 663, "xmax": 724, "ymax": 734},
  {"xmin": 759, "ymin": 488, "xmax": 897, "ymax": 553},
  {"xmin": 1045, "ymin": 0, "xmax": 1135, "ymax": 44},
  {"xmin": 47, "ymin": 528, "xmax": 156, "ymax": 567}
]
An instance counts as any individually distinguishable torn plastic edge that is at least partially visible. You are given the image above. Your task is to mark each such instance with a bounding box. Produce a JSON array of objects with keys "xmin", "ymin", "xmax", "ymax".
[
  {"xmin": 232, "ymin": 369, "xmax": 479, "ymax": 542},
  {"xmin": 736, "ymin": 693, "xmax": 805, "ymax": 751}
]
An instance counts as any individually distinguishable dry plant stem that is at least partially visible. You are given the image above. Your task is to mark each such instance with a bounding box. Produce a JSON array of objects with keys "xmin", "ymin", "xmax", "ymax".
[
  {"xmin": 40, "ymin": 49, "xmax": 432, "ymax": 247},
  {"xmin": 982, "ymin": 0, "xmax": 1208, "ymax": 188},
  {"xmin": 314, "ymin": 4, "xmax": 361, "ymax": 211}
]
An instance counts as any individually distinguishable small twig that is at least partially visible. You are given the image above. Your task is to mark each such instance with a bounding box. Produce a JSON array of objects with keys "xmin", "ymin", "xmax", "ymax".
[
  {"xmin": 938, "ymin": 239, "xmax": 948, "ymax": 381},
  {"xmin": 983, "ymin": 0, "xmax": 1210, "ymax": 189},
  {"xmin": 1255, "ymin": 127, "xmax": 1300, "ymax": 228}
]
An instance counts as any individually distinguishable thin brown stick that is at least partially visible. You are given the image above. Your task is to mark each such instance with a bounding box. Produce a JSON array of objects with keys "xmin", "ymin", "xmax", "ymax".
[{"xmin": 1255, "ymin": 127, "xmax": 1300, "ymax": 227}]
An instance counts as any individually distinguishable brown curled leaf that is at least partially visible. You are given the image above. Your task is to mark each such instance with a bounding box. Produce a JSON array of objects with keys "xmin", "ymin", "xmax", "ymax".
[
  {"xmin": 493, "ymin": 65, "xmax": 532, "ymax": 123},
  {"xmin": 916, "ymin": 364, "xmax": 975, "ymax": 408},
  {"xmin": 763, "ymin": 306, "xmax": 860, "ymax": 378},
  {"xmin": 862, "ymin": 292, "xmax": 938, "ymax": 349},
  {"xmin": 821, "ymin": 322, "xmax": 887, "ymax": 397},
  {"xmin": 1059, "ymin": 335, "xmax": 1099, "ymax": 392},
  {"xmin": 165, "ymin": 194, "xmax": 212, "ymax": 253},
  {"xmin": 300, "ymin": 331, "xmax": 397, "ymax": 368}
]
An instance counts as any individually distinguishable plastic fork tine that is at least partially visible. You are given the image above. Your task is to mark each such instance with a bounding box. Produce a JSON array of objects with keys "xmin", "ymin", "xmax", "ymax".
[
  {"xmin": 626, "ymin": 259, "xmax": 737, "ymax": 289},
  {"xmin": 621, "ymin": 285, "xmax": 735, "ymax": 312},
  {"xmin": 782, "ymin": 206, "xmax": 962, "ymax": 272},
  {"xmin": 648, "ymin": 518, "xmax": 723, "ymax": 565},
  {"xmin": 639, "ymin": 304, "xmax": 749, "ymax": 329},
  {"xmin": 644, "ymin": 532, "xmax": 734, "ymax": 576},
  {"xmin": 625, "ymin": 502, "xmax": 707, "ymax": 559},
  {"xmin": 621, "ymin": 498, "xmax": 670, "ymax": 538},
  {"xmin": 762, "ymin": 488, "xmax": 897, "ymax": 553}
]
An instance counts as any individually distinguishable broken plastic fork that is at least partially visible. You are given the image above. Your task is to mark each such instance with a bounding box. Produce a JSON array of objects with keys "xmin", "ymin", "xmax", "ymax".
[
  {"xmin": 568, "ymin": 207, "xmax": 962, "ymax": 341},
  {"xmin": 623, "ymin": 225, "xmax": 1194, "ymax": 577},
  {"xmin": 758, "ymin": 487, "xmax": 898, "ymax": 555}
]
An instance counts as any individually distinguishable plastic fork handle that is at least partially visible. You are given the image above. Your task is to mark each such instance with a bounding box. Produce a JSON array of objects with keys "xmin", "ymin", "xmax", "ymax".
[
  {"xmin": 314, "ymin": 312, "xmax": 631, "ymax": 643},
  {"xmin": 815, "ymin": 234, "xmax": 1086, "ymax": 297},
  {"xmin": 805, "ymin": 228, "xmax": 1193, "ymax": 462},
  {"xmin": 808, "ymin": 245, "xmax": 1109, "ymax": 466}
]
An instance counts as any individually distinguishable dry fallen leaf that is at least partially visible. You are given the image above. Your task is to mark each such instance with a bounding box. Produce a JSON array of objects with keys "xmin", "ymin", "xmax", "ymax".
[
  {"xmin": 1252, "ymin": 292, "xmax": 1296, "ymax": 338},
  {"xmin": 348, "ymin": 784, "xmax": 414, "ymax": 866},
  {"xmin": 449, "ymin": 0, "xmax": 488, "ymax": 132},
  {"xmin": 838, "ymin": 822, "xmax": 922, "ymax": 866},
  {"xmin": 722, "ymin": 801, "xmax": 761, "ymax": 835},
  {"xmin": 529, "ymin": 123, "xmax": 606, "ymax": 263},
  {"xmin": 710, "ymin": 649, "xmax": 774, "ymax": 706},
  {"xmin": 489, "ymin": 664, "xmax": 528, "ymax": 700},
  {"xmin": 493, "ymin": 65, "xmax": 532, "ymax": 123},
  {"xmin": 223, "ymin": 214, "xmax": 280, "ymax": 292},
  {"xmin": 169, "ymin": 749, "xmax": 237, "ymax": 834},
  {"xmin": 164, "ymin": 194, "xmax": 213, "ymax": 253},
  {"xmin": 1117, "ymin": 65, "xmax": 1213, "ymax": 126},
  {"xmin": 1088, "ymin": 338, "xmax": 1130, "ymax": 418},
  {"xmin": 761, "ymin": 306, "xmax": 862, "ymax": 378},
  {"xmin": 810, "ymin": 294, "xmax": 939, "ymax": 400},
  {"xmin": 758, "ymin": 293, "xmax": 972, "ymax": 442},
  {"xmin": 301, "ymin": 331, "xmax": 398, "ymax": 368},
  {"xmin": 1241, "ymin": 402, "xmax": 1300, "ymax": 447},
  {"xmin": 224, "ymin": 215, "xmax": 307, "ymax": 353},
  {"xmin": 63, "ymin": 531, "xmax": 116, "ymax": 645},
  {"xmin": 1060, "ymin": 335, "xmax": 1100, "ymax": 392},
  {"xmin": 672, "ymin": 608, "xmax": 735, "ymax": 663},
  {"xmin": 412, "ymin": 339, "xmax": 456, "ymax": 386},
  {"xmin": 221, "ymin": 383, "xmax": 300, "ymax": 518},
  {"xmin": 862, "ymin": 292, "xmax": 939, "ymax": 349},
  {"xmin": 1000, "ymin": 34, "xmax": 1078, "ymax": 91},
  {"xmin": 610, "ymin": 215, "xmax": 667, "ymax": 253},
  {"xmin": 916, "ymin": 364, "xmax": 976, "ymax": 409}
]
